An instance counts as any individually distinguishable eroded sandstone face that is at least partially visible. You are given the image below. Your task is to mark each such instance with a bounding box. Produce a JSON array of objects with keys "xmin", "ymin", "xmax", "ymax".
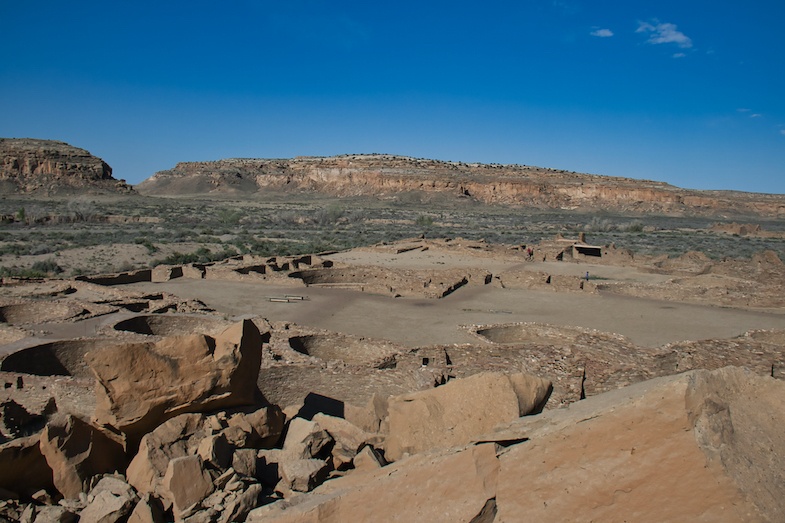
[
  {"xmin": 0, "ymin": 138, "xmax": 132, "ymax": 194},
  {"xmin": 138, "ymin": 154, "xmax": 785, "ymax": 217},
  {"xmin": 86, "ymin": 319, "xmax": 264, "ymax": 448}
]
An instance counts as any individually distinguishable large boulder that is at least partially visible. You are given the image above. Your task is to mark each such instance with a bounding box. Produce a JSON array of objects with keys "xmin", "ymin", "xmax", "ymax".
[
  {"xmin": 126, "ymin": 413, "xmax": 208, "ymax": 497},
  {"xmin": 246, "ymin": 367, "xmax": 785, "ymax": 522},
  {"xmin": 86, "ymin": 320, "xmax": 263, "ymax": 448},
  {"xmin": 493, "ymin": 367, "xmax": 779, "ymax": 522},
  {"xmin": 161, "ymin": 455, "xmax": 214, "ymax": 520},
  {"xmin": 246, "ymin": 443, "xmax": 500, "ymax": 523},
  {"xmin": 78, "ymin": 475, "xmax": 139, "ymax": 523},
  {"xmin": 39, "ymin": 414, "xmax": 127, "ymax": 499},
  {"xmin": 385, "ymin": 371, "xmax": 551, "ymax": 461},
  {"xmin": 0, "ymin": 434, "xmax": 54, "ymax": 498}
]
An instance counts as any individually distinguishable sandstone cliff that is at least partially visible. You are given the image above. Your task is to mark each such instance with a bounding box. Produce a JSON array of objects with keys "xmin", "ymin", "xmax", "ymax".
[
  {"xmin": 0, "ymin": 138, "xmax": 133, "ymax": 195},
  {"xmin": 137, "ymin": 154, "xmax": 785, "ymax": 217}
]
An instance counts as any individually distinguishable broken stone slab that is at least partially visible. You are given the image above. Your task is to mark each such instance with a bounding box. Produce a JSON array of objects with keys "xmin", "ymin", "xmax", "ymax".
[
  {"xmin": 127, "ymin": 494, "xmax": 166, "ymax": 523},
  {"xmin": 256, "ymin": 449, "xmax": 284, "ymax": 488},
  {"xmin": 278, "ymin": 458, "xmax": 329, "ymax": 493},
  {"xmin": 87, "ymin": 319, "xmax": 263, "ymax": 449},
  {"xmin": 224, "ymin": 405, "xmax": 285, "ymax": 449},
  {"xmin": 27, "ymin": 505, "xmax": 77, "ymax": 523},
  {"xmin": 161, "ymin": 455, "xmax": 214, "ymax": 520},
  {"xmin": 351, "ymin": 445, "xmax": 386, "ymax": 472},
  {"xmin": 343, "ymin": 393, "xmax": 388, "ymax": 434},
  {"xmin": 39, "ymin": 414, "xmax": 127, "ymax": 499},
  {"xmin": 232, "ymin": 448, "xmax": 260, "ymax": 479},
  {"xmin": 492, "ymin": 368, "xmax": 780, "ymax": 522},
  {"xmin": 218, "ymin": 483, "xmax": 263, "ymax": 523},
  {"xmin": 246, "ymin": 443, "xmax": 499, "ymax": 522},
  {"xmin": 78, "ymin": 475, "xmax": 138, "ymax": 523},
  {"xmin": 385, "ymin": 371, "xmax": 550, "ymax": 461},
  {"xmin": 196, "ymin": 433, "xmax": 233, "ymax": 471},
  {"xmin": 126, "ymin": 413, "xmax": 208, "ymax": 497},
  {"xmin": 311, "ymin": 413, "xmax": 379, "ymax": 468},
  {"xmin": 281, "ymin": 418, "xmax": 333, "ymax": 460}
]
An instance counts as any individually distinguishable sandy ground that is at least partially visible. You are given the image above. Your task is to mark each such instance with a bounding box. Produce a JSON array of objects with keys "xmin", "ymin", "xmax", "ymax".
[{"xmin": 125, "ymin": 249, "xmax": 783, "ymax": 349}]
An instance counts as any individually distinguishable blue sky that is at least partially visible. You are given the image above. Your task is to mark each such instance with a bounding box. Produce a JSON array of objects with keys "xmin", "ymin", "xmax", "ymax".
[{"xmin": 1, "ymin": 1, "xmax": 784, "ymax": 193}]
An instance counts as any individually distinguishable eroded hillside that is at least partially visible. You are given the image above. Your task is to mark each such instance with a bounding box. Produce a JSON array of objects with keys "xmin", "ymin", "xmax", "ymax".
[{"xmin": 139, "ymin": 154, "xmax": 785, "ymax": 217}]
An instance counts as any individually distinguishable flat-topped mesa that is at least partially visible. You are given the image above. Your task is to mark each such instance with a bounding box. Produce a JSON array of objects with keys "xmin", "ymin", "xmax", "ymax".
[
  {"xmin": 0, "ymin": 138, "xmax": 133, "ymax": 195},
  {"xmin": 137, "ymin": 154, "xmax": 785, "ymax": 218}
]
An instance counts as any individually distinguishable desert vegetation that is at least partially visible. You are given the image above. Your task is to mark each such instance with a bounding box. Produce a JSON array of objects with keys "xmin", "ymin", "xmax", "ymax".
[{"xmin": 2, "ymin": 193, "xmax": 785, "ymax": 277}]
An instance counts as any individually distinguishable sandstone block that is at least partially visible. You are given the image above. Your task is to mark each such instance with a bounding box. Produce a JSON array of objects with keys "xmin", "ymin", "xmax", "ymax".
[
  {"xmin": 385, "ymin": 372, "xmax": 539, "ymax": 461},
  {"xmin": 279, "ymin": 459, "xmax": 329, "ymax": 493},
  {"xmin": 196, "ymin": 433, "xmax": 233, "ymax": 471},
  {"xmin": 28, "ymin": 505, "xmax": 77, "ymax": 523},
  {"xmin": 494, "ymin": 369, "xmax": 775, "ymax": 522},
  {"xmin": 126, "ymin": 413, "xmax": 207, "ymax": 496},
  {"xmin": 79, "ymin": 475, "xmax": 138, "ymax": 523},
  {"xmin": 39, "ymin": 415, "xmax": 126, "ymax": 499},
  {"xmin": 218, "ymin": 483, "xmax": 263, "ymax": 523},
  {"xmin": 232, "ymin": 448, "xmax": 259, "ymax": 478},
  {"xmin": 227, "ymin": 405, "xmax": 285, "ymax": 449},
  {"xmin": 161, "ymin": 455, "xmax": 214, "ymax": 520},
  {"xmin": 247, "ymin": 443, "xmax": 499, "ymax": 522},
  {"xmin": 87, "ymin": 320, "xmax": 262, "ymax": 449},
  {"xmin": 351, "ymin": 445, "xmax": 386, "ymax": 472},
  {"xmin": 127, "ymin": 494, "xmax": 166, "ymax": 523},
  {"xmin": 282, "ymin": 418, "xmax": 333, "ymax": 460}
]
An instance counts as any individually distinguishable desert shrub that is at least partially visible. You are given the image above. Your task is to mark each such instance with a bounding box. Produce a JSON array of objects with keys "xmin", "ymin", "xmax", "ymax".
[
  {"xmin": 134, "ymin": 237, "xmax": 159, "ymax": 253},
  {"xmin": 415, "ymin": 214, "xmax": 435, "ymax": 227},
  {"xmin": 67, "ymin": 199, "xmax": 99, "ymax": 222},
  {"xmin": 218, "ymin": 209, "xmax": 244, "ymax": 226},
  {"xmin": 31, "ymin": 259, "xmax": 63, "ymax": 275},
  {"xmin": 621, "ymin": 221, "xmax": 644, "ymax": 233},
  {"xmin": 154, "ymin": 246, "xmax": 239, "ymax": 266}
]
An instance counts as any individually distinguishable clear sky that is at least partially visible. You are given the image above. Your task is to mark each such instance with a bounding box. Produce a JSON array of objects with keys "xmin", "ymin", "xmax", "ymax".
[{"xmin": 1, "ymin": 1, "xmax": 784, "ymax": 193}]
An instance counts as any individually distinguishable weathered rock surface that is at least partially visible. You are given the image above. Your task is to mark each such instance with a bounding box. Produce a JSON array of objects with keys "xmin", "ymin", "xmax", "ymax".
[
  {"xmin": 78, "ymin": 475, "xmax": 138, "ymax": 523},
  {"xmin": 247, "ymin": 442, "xmax": 500, "ymax": 523},
  {"xmin": 0, "ymin": 138, "xmax": 132, "ymax": 195},
  {"xmin": 240, "ymin": 367, "xmax": 785, "ymax": 522},
  {"xmin": 138, "ymin": 154, "xmax": 785, "ymax": 218},
  {"xmin": 0, "ymin": 434, "xmax": 54, "ymax": 498},
  {"xmin": 126, "ymin": 413, "xmax": 208, "ymax": 497},
  {"xmin": 385, "ymin": 371, "xmax": 551, "ymax": 461},
  {"xmin": 39, "ymin": 414, "xmax": 126, "ymax": 499},
  {"xmin": 161, "ymin": 455, "xmax": 214, "ymax": 519},
  {"xmin": 87, "ymin": 320, "xmax": 263, "ymax": 448}
]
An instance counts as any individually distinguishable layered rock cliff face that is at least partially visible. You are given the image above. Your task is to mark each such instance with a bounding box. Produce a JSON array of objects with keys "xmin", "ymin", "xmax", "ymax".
[
  {"xmin": 138, "ymin": 154, "xmax": 785, "ymax": 217},
  {"xmin": 0, "ymin": 138, "xmax": 133, "ymax": 195}
]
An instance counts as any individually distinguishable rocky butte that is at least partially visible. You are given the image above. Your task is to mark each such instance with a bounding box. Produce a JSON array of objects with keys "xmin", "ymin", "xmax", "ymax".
[
  {"xmin": 0, "ymin": 138, "xmax": 132, "ymax": 195},
  {"xmin": 138, "ymin": 154, "xmax": 785, "ymax": 218}
]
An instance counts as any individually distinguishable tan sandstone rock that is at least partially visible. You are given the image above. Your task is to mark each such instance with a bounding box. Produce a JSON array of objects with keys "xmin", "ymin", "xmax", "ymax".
[
  {"xmin": 281, "ymin": 418, "xmax": 333, "ymax": 460},
  {"xmin": 278, "ymin": 459, "xmax": 330, "ymax": 493},
  {"xmin": 87, "ymin": 319, "xmax": 263, "ymax": 448},
  {"xmin": 492, "ymin": 368, "xmax": 775, "ymax": 522},
  {"xmin": 311, "ymin": 413, "xmax": 379, "ymax": 470},
  {"xmin": 126, "ymin": 413, "xmax": 207, "ymax": 497},
  {"xmin": 161, "ymin": 455, "xmax": 214, "ymax": 520},
  {"xmin": 78, "ymin": 475, "xmax": 138, "ymax": 523},
  {"xmin": 385, "ymin": 371, "xmax": 550, "ymax": 461},
  {"xmin": 39, "ymin": 414, "xmax": 127, "ymax": 499},
  {"xmin": 247, "ymin": 442, "xmax": 499, "ymax": 522}
]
